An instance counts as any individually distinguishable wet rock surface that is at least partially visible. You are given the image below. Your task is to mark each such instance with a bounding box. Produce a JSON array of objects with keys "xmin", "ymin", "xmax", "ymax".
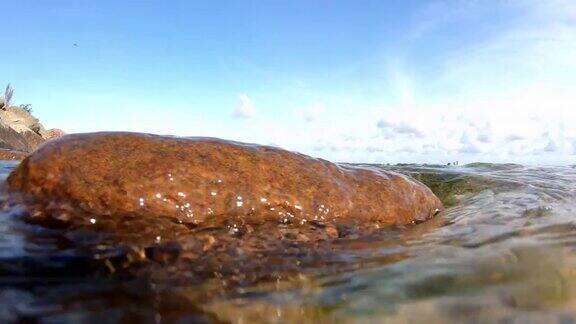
[
  {"xmin": 6, "ymin": 132, "xmax": 442, "ymax": 234},
  {"xmin": 0, "ymin": 132, "xmax": 442, "ymax": 303}
]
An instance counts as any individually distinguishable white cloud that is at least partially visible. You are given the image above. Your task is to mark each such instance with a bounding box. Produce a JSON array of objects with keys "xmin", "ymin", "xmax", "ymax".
[
  {"xmin": 232, "ymin": 93, "xmax": 255, "ymax": 119},
  {"xmin": 288, "ymin": 83, "xmax": 576, "ymax": 164},
  {"xmin": 377, "ymin": 118, "xmax": 425, "ymax": 138},
  {"xmin": 296, "ymin": 103, "xmax": 326, "ymax": 122},
  {"xmin": 543, "ymin": 140, "xmax": 558, "ymax": 153},
  {"xmin": 505, "ymin": 134, "xmax": 524, "ymax": 142},
  {"xmin": 477, "ymin": 128, "xmax": 492, "ymax": 143}
]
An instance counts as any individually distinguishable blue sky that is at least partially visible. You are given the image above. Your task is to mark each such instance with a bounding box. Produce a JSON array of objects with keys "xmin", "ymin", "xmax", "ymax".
[{"xmin": 2, "ymin": 0, "xmax": 576, "ymax": 164}]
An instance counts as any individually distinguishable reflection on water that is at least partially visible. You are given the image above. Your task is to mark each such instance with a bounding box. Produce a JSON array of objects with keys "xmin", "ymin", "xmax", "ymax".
[{"xmin": 1, "ymin": 162, "xmax": 576, "ymax": 323}]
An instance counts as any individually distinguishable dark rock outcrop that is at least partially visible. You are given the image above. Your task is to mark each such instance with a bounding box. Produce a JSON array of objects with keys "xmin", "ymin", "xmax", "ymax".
[
  {"xmin": 0, "ymin": 106, "xmax": 65, "ymax": 159},
  {"xmin": 0, "ymin": 120, "xmax": 39, "ymax": 152},
  {"xmin": 0, "ymin": 106, "xmax": 42, "ymax": 133},
  {"xmin": 6, "ymin": 132, "xmax": 442, "ymax": 236},
  {"xmin": 40, "ymin": 128, "xmax": 65, "ymax": 140}
]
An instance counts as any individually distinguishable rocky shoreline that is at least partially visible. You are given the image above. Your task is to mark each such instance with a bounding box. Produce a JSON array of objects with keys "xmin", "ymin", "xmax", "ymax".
[{"xmin": 0, "ymin": 101, "xmax": 64, "ymax": 157}]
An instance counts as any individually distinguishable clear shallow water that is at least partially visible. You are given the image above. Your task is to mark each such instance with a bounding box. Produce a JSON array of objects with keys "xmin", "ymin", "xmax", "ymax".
[{"xmin": 1, "ymin": 161, "xmax": 576, "ymax": 323}]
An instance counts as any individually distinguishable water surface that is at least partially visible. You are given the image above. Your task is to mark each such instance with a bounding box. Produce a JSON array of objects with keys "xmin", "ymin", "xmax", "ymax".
[{"xmin": 1, "ymin": 161, "xmax": 576, "ymax": 323}]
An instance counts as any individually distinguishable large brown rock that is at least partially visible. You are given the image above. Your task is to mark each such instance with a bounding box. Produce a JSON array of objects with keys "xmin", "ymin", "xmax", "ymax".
[{"xmin": 6, "ymin": 132, "xmax": 442, "ymax": 233}]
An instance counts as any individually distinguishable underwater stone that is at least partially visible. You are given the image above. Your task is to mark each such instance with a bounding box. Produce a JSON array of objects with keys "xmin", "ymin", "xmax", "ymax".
[{"xmin": 6, "ymin": 132, "xmax": 442, "ymax": 233}]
